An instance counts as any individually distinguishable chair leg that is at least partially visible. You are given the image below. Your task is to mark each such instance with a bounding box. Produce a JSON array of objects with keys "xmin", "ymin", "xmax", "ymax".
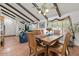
[
  {"xmin": 48, "ymin": 50, "xmax": 51, "ymax": 56},
  {"xmin": 65, "ymin": 47, "xmax": 70, "ymax": 56},
  {"xmin": 65, "ymin": 51, "xmax": 67, "ymax": 56},
  {"xmin": 29, "ymin": 48, "xmax": 31, "ymax": 56},
  {"xmin": 67, "ymin": 47, "xmax": 70, "ymax": 55},
  {"xmin": 44, "ymin": 49, "xmax": 47, "ymax": 56}
]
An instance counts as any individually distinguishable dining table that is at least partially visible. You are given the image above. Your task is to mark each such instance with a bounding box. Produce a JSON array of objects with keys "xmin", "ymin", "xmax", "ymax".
[{"xmin": 35, "ymin": 34, "xmax": 63, "ymax": 55}]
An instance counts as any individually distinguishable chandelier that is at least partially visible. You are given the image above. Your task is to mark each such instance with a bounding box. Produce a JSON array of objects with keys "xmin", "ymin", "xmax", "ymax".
[{"xmin": 38, "ymin": 3, "xmax": 56, "ymax": 15}]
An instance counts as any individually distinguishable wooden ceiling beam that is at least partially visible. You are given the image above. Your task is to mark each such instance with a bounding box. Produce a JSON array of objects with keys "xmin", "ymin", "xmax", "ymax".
[
  {"xmin": 53, "ymin": 3, "xmax": 61, "ymax": 17},
  {"xmin": 5, "ymin": 3, "xmax": 34, "ymax": 22},
  {"xmin": 32, "ymin": 3, "xmax": 48, "ymax": 20},
  {"xmin": 2, "ymin": 12, "xmax": 15, "ymax": 19},
  {"xmin": 50, "ymin": 16, "xmax": 70, "ymax": 22},
  {"xmin": 2, "ymin": 12, "xmax": 26, "ymax": 24},
  {"xmin": 0, "ymin": 5, "xmax": 30, "ymax": 23},
  {"xmin": 1, "ymin": 9, "xmax": 15, "ymax": 18},
  {"xmin": 17, "ymin": 3, "xmax": 40, "ymax": 21}
]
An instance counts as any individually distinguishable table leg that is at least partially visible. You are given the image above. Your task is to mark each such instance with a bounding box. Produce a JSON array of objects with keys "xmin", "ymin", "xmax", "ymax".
[{"xmin": 46, "ymin": 45, "xmax": 49, "ymax": 56}]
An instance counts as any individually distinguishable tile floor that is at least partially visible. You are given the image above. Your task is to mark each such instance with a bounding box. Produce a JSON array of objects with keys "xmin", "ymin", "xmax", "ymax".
[
  {"xmin": 0, "ymin": 36, "xmax": 30, "ymax": 56},
  {"xmin": 0, "ymin": 36, "xmax": 79, "ymax": 56}
]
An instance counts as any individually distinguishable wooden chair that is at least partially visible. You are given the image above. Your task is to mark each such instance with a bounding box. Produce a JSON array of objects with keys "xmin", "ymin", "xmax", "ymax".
[
  {"xmin": 33, "ymin": 30, "xmax": 42, "ymax": 35},
  {"xmin": 48, "ymin": 32, "xmax": 72, "ymax": 56},
  {"xmin": 27, "ymin": 32, "xmax": 47, "ymax": 56},
  {"xmin": 32, "ymin": 30, "xmax": 37, "ymax": 35},
  {"xmin": 37, "ymin": 30, "xmax": 43, "ymax": 35}
]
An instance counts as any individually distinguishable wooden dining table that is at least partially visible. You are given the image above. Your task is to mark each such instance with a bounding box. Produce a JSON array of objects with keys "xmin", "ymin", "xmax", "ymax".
[
  {"xmin": 35, "ymin": 34, "xmax": 63, "ymax": 55},
  {"xmin": 36, "ymin": 34, "xmax": 63, "ymax": 45},
  {"xmin": 42, "ymin": 35, "xmax": 63, "ymax": 45}
]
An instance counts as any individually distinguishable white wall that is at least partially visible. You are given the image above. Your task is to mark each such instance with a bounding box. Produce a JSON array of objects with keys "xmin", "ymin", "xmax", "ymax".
[
  {"xmin": 2, "ymin": 14, "xmax": 16, "ymax": 36},
  {"xmin": 1, "ymin": 14, "xmax": 27, "ymax": 36}
]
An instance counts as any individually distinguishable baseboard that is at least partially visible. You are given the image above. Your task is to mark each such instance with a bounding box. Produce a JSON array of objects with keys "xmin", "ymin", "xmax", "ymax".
[{"xmin": 4, "ymin": 35, "xmax": 16, "ymax": 37}]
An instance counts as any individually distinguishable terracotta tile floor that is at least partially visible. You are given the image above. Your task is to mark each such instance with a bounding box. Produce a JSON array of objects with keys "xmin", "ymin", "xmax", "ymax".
[
  {"xmin": 0, "ymin": 36, "xmax": 30, "ymax": 56},
  {"xmin": 69, "ymin": 46, "xmax": 79, "ymax": 56},
  {"xmin": 0, "ymin": 36, "xmax": 79, "ymax": 56}
]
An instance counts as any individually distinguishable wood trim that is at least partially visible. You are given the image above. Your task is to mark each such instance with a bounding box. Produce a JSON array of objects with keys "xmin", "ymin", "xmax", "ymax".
[
  {"xmin": 0, "ymin": 5, "xmax": 30, "ymax": 23},
  {"xmin": 5, "ymin": 3, "xmax": 34, "ymax": 22},
  {"xmin": 17, "ymin": 3, "xmax": 40, "ymax": 21},
  {"xmin": 4, "ymin": 35, "xmax": 16, "ymax": 37}
]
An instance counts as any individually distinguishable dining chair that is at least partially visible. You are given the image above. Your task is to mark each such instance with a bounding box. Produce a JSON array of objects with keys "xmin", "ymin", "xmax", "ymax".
[
  {"xmin": 48, "ymin": 32, "xmax": 72, "ymax": 56},
  {"xmin": 27, "ymin": 32, "xmax": 47, "ymax": 56},
  {"xmin": 33, "ymin": 30, "xmax": 42, "ymax": 35}
]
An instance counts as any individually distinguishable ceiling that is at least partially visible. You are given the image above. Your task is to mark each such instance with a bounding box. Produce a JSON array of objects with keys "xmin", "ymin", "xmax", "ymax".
[{"xmin": 0, "ymin": 3, "xmax": 79, "ymax": 23}]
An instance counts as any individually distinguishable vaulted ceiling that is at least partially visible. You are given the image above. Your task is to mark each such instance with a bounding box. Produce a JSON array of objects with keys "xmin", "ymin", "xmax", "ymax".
[{"xmin": 0, "ymin": 3, "xmax": 79, "ymax": 23}]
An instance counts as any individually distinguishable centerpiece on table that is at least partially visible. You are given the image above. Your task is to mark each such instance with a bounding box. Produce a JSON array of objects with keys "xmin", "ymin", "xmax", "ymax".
[{"xmin": 46, "ymin": 27, "xmax": 53, "ymax": 36}]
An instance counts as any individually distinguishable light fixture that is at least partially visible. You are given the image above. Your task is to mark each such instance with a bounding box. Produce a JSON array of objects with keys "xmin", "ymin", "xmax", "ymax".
[
  {"xmin": 38, "ymin": 10, "xmax": 41, "ymax": 14},
  {"xmin": 43, "ymin": 13, "xmax": 46, "ymax": 15},
  {"xmin": 45, "ymin": 9, "xmax": 49, "ymax": 13},
  {"xmin": 38, "ymin": 3, "xmax": 56, "ymax": 16}
]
